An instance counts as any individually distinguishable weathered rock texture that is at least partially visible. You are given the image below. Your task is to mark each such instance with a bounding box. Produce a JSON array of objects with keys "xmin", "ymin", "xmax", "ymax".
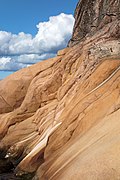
[
  {"xmin": 0, "ymin": 0, "xmax": 120, "ymax": 179},
  {"xmin": 68, "ymin": 0, "xmax": 120, "ymax": 46}
]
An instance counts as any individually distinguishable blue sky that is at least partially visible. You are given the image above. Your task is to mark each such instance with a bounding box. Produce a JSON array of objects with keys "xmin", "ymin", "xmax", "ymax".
[
  {"xmin": 0, "ymin": 0, "xmax": 78, "ymax": 35},
  {"xmin": 0, "ymin": 0, "xmax": 78, "ymax": 79}
]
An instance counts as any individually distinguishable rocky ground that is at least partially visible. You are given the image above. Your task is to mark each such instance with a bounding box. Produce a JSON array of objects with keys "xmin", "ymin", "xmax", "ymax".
[{"xmin": 0, "ymin": 0, "xmax": 120, "ymax": 179}]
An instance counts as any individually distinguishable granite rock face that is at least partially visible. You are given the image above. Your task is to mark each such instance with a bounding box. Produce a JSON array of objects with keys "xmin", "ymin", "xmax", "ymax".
[
  {"xmin": 68, "ymin": 0, "xmax": 120, "ymax": 46},
  {"xmin": 0, "ymin": 0, "xmax": 120, "ymax": 179}
]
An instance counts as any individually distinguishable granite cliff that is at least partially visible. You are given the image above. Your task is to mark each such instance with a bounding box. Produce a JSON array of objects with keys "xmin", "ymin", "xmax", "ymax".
[{"xmin": 0, "ymin": 0, "xmax": 120, "ymax": 179}]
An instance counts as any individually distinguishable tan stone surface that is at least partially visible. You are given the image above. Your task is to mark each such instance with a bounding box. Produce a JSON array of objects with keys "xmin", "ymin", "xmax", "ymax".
[
  {"xmin": 0, "ymin": 0, "xmax": 120, "ymax": 179},
  {"xmin": 38, "ymin": 109, "xmax": 120, "ymax": 180},
  {"xmin": 57, "ymin": 47, "xmax": 70, "ymax": 56},
  {"xmin": 0, "ymin": 56, "xmax": 61, "ymax": 114}
]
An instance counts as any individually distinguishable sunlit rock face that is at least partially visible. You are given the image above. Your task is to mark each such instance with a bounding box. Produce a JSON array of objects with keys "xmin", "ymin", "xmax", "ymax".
[{"xmin": 0, "ymin": 0, "xmax": 120, "ymax": 179}]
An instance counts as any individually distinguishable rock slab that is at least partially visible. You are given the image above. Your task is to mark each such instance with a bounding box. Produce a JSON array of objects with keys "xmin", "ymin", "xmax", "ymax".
[{"xmin": 0, "ymin": 0, "xmax": 120, "ymax": 179}]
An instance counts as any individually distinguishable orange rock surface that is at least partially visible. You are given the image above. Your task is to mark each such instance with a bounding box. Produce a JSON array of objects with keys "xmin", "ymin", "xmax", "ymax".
[{"xmin": 0, "ymin": 0, "xmax": 120, "ymax": 179}]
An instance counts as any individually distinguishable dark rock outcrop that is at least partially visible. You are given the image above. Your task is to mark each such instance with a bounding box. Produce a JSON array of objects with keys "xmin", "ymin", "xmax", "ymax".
[{"xmin": 68, "ymin": 0, "xmax": 120, "ymax": 46}]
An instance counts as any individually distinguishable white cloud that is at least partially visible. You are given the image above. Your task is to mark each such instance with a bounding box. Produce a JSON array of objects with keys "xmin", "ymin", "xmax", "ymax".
[
  {"xmin": 17, "ymin": 53, "xmax": 56, "ymax": 64},
  {"xmin": 0, "ymin": 13, "xmax": 74, "ymax": 71},
  {"xmin": 34, "ymin": 13, "xmax": 74, "ymax": 52},
  {"xmin": 0, "ymin": 57, "xmax": 26, "ymax": 71}
]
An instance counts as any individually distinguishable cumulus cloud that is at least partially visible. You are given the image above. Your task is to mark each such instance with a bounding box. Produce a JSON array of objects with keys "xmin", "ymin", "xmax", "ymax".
[
  {"xmin": 0, "ymin": 13, "xmax": 74, "ymax": 71},
  {"xmin": 0, "ymin": 57, "xmax": 26, "ymax": 71}
]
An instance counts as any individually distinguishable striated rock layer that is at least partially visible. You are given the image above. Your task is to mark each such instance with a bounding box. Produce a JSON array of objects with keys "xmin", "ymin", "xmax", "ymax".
[{"xmin": 0, "ymin": 0, "xmax": 120, "ymax": 179}]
